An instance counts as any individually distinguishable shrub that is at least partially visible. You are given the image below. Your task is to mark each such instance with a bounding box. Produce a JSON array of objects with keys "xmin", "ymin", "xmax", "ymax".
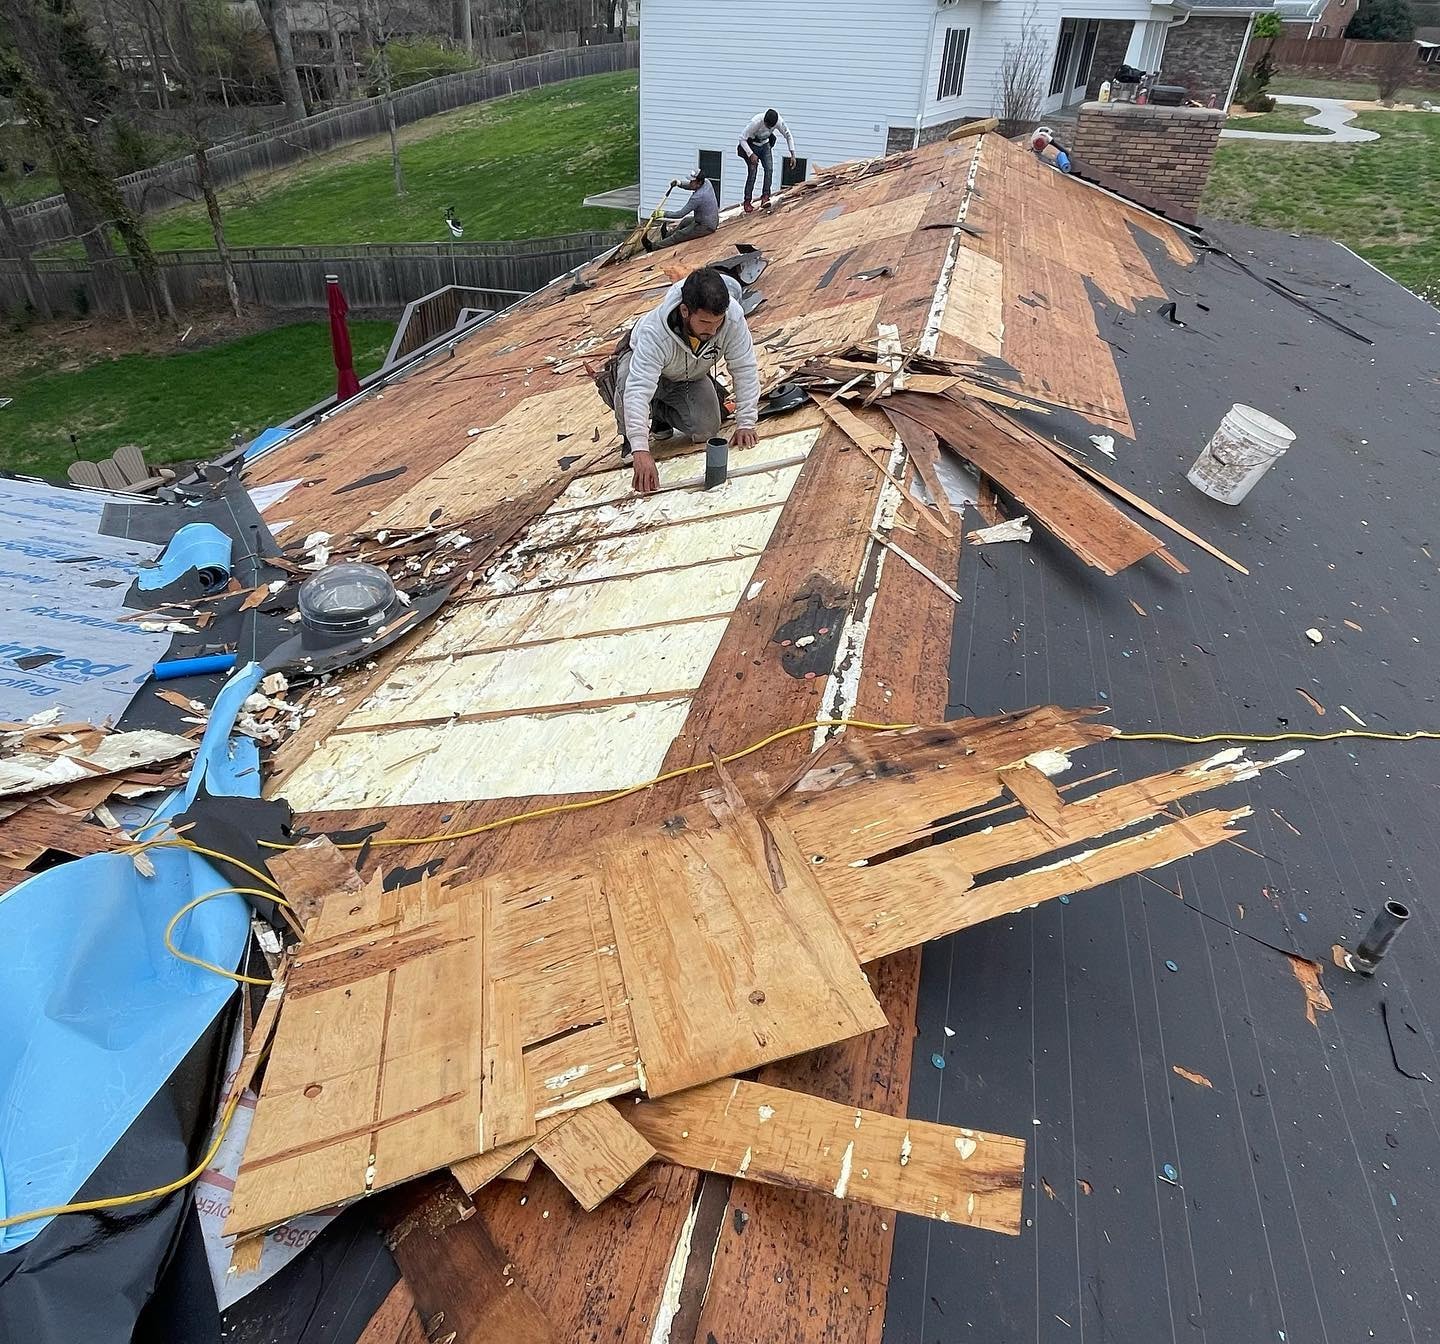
[
  {"xmin": 365, "ymin": 38, "xmax": 477, "ymax": 95},
  {"xmin": 1242, "ymin": 93, "xmax": 1277, "ymax": 112}
]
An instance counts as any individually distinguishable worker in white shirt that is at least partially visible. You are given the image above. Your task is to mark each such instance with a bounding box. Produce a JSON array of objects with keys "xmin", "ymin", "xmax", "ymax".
[{"xmin": 736, "ymin": 109, "xmax": 796, "ymax": 213}]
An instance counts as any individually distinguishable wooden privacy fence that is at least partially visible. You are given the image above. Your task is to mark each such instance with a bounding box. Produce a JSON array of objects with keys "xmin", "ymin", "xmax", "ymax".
[
  {"xmin": 0, "ymin": 232, "xmax": 620, "ymax": 320},
  {"xmin": 1272, "ymin": 37, "xmax": 1431, "ymax": 72},
  {"xmin": 3, "ymin": 42, "xmax": 638, "ymax": 252}
]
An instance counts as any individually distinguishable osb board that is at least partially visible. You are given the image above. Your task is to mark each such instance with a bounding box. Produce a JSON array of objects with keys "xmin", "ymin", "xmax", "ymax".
[
  {"xmin": 365, "ymin": 378, "xmax": 617, "ymax": 531},
  {"xmin": 600, "ymin": 807, "xmax": 887, "ymax": 1097},
  {"xmin": 628, "ymin": 1078, "xmax": 1026, "ymax": 1233},
  {"xmin": 938, "ymin": 244, "xmax": 1005, "ymax": 356},
  {"xmin": 532, "ymin": 1104, "xmax": 655, "ymax": 1211},
  {"xmin": 229, "ymin": 875, "xmax": 485, "ymax": 1237}
]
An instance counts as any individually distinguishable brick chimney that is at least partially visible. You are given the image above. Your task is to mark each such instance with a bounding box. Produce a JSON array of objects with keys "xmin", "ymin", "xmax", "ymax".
[{"xmin": 1069, "ymin": 102, "xmax": 1225, "ymax": 224}]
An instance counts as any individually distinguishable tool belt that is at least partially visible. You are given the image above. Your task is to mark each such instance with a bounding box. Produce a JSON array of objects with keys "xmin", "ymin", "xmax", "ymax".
[
  {"xmin": 593, "ymin": 329, "xmax": 631, "ymax": 410},
  {"xmin": 736, "ymin": 132, "xmax": 776, "ymax": 160}
]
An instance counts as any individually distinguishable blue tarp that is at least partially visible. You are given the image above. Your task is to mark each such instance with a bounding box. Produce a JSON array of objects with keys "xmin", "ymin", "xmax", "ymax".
[
  {"xmin": 243, "ymin": 427, "xmax": 294, "ymax": 460},
  {"xmin": 0, "ymin": 663, "xmax": 265, "ymax": 1251}
]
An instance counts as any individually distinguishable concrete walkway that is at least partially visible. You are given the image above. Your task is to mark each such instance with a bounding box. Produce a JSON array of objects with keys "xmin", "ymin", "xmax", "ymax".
[{"xmin": 1220, "ymin": 95, "xmax": 1381, "ymax": 143}]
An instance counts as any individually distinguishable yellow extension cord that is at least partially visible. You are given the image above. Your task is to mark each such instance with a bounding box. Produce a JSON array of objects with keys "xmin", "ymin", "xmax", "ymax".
[{"xmin": 11, "ymin": 717, "xmax": 1440, "ymax": 1231}]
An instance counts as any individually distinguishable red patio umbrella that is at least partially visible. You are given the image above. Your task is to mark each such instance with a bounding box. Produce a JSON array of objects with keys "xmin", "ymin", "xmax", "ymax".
[{"xmin": 326, "ymin": 273, "xmax": 361, "ymax": 402}]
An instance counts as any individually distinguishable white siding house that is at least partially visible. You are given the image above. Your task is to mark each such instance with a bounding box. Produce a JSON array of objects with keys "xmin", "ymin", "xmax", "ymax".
[{"xmin": 637, "ymin": 0, "xmax": 1238, "ymax": 213}]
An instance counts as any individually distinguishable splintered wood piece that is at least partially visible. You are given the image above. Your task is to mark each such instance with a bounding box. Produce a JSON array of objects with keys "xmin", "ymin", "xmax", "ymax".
[
  {"xmin": 388, "ymin": 1187, "xmax": 557, "ymax": 1344},
  {"xmin": 1000, "ymin": 763, "xmax": 1069, "ymax": 840},
  {"xmin": 451, "ymin": 1116, "xmax": 567, "ymax": 1196},
  {"xmin": 498, "ymin": 1151, "xmax": 539, "ymax": 1183},
  {"xmin": 532, "ymin": 1104, "xmax": 656, "ymax": 1211},
  {"xmin": 228, "ymin": 1234, "xmax": 265, "ymax": 1276},
  {"xmin": 629, "ymin": 1079, "xmax": 1025, "ymax": 1234},
  {"xmin": 264, "ymin": 837, "xmax": 362, "ymax": 933},
  {"xmin": 1031, "ymin": 434, "xmax": 1250, "ymax": 576},
  {"xmin": 882, "ymin": 391, "xmax": 1163, "ymax": 575},
  {"xmin": 883, "ymin": 408, "xmax": 954, "ymax": 528},
  {"xmin": 600, "ymin": 810, "xmax": 886, "ymax": 1097},
  {"xmin": 812, "ymin": 395, "xmax": 952, "ymax": 538},
  {"xmin": 481, "ymin": 976, "xmax": 535, "ymax": 1150}
]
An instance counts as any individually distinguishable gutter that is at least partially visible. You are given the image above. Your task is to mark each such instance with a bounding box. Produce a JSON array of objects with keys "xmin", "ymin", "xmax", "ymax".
[
  {"xmin": 912, "ymin": 6, "xmax": 945, "ymax": 150},
  {"xmin": 1224, "ymin": 12, "xmax": 1257, "ymax": 110}
]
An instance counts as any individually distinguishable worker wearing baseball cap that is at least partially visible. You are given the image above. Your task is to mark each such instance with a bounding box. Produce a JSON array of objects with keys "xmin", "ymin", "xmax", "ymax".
[{"xmin": 644, "ymin": 169, "xmax": 720, "ymax": 251}]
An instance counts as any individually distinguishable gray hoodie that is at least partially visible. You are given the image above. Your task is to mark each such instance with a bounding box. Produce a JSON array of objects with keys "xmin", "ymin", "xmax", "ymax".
[
  {"xmin": 622, "ymin": 279, "xmax": 760, "ymax": 451},
  {"xmin": 664, "ymin": 180, "xmax": 720, "ymax": 232}
]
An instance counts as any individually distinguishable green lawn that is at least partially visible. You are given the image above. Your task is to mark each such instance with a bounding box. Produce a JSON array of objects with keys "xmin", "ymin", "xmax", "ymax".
[
  {"xmin": 1204, "ymin": 110, "xmax": 1440, "ymax": 303},
  {"xmin": 139, "ymin": 71, "xmax": 638, "ymax": 252},
  {"xmin": 1270, "ymin": 72, "xmax": 1435, "ymax": 104},
  {"xmin": 0, "ymin": 168, "xmax": 61, "ymax": 206},
  {"xmin": 1226, "ymin": 102, "xmax": 1328, "ymax": 135},
  {"xmin": 0, "ymin": 319, "xmax": 393, "ymax": 478}
]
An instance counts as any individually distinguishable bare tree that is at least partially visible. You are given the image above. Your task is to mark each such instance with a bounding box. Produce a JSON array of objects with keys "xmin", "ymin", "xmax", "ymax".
[
  {"xmin": 1375, "ymin": 40, "xmax": 1415, "ymax": 104},
  {"xmin": 256, "ymin": 0, "xmax": 308, "ymax": 121},
  {"xmin": 151, "ymin": 0, "xmax": 243, "ymax": 317},
  {"xmin": 325, "ymin": 1, "xmax": 351, "ymax": 100},
  {"xmin": 0, "ymin": 189, "xmax": 52, "ymax": 318},
  {"xmin": 0, "ymin": 0, "xmax": 173, "ymax": 324},
  {"xmin": 993, "ymin": 8, "xmax": 1047, "ymax": 134}
]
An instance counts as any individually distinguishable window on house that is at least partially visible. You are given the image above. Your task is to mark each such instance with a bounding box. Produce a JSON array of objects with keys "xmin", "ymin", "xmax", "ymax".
[
  {"xmin": 780, "ymin": 156, "xmax": 808, "ymax": 187},
  {"xmin": 697, "ymin": 149, "xmax": 722, "ymax": 201},
  {"xmin": 1049, "ymin": 19, "xmax": 1077, "ymax": 97},
  {"xmin": 937, "ymin": 27, "xmax": 970, "ymax": 99},
  {"xmin": 1075, "ymin": 21, "xmax": 1099, "ymax": 89}
]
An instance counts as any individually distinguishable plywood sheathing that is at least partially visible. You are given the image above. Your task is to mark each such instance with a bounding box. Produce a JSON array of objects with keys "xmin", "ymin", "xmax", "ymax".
[
  {"xmin": 627, "ymin": 1078, "xmax": 1025, "ymax": 1233},
  {"xmin": 235, "ymin": 138, "xmax": 1202, "ymax": 1342},
  {"xmin": 951, "ymin": 135, "xmax": 1195, "ymax": 435},
  {"xmin": 882, "ymin": 391, "xmax": 1172, "ymax": 576},
  {"xmin": 229, "ymin": 711, "xmax": 1274, "ymax": 1239}
]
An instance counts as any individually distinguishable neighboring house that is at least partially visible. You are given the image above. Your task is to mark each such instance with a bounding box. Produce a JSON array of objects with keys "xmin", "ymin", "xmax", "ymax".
[
  {"xmin": 638, "ymin": 0, "xmax": 1275, "ymax": 213},
  {"xmin": 1417, "ymin": 24, "xmax": 1440, "ymax": 59}
]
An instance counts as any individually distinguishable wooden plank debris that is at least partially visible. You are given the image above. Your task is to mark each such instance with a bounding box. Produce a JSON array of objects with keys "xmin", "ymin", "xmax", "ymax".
[
  {"xmin": 812, "ymin": 396, "xmax": 951, "ymax": 537},
  {"xmin": 263, "ymin": 837, "xmax": 361, "ymax": 933},
  {"xmin": 883, "ymin": 392, "xmax": 1169, "ymax": 575},
  {"xmin": 1031, "ymin": 434, "xmax": 1250, "ymax": 575},
  {"xmin": 600, "ymin": 805, "xmax": 888, "ymax": 1098},
  {"xmin": 532, "ymin": 1104, "xmax": 655, "ymax": 1211},
  {"xmin": 628, "ymin": 1079, "xmax": 1025, "ymax": 1234},
  {"xmin": 229, "ymin": 708, "xmax": 1273, "ymax": 1237}
]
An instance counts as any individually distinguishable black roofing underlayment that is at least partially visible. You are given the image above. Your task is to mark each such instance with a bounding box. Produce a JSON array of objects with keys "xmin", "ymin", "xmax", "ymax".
[{"xmin": 887, "ymin": 223, "xmax": 1440, "ymax": 1344}]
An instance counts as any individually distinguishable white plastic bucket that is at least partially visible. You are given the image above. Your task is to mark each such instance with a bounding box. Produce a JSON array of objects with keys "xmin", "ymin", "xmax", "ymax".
[{"xmin": 1187, "ymin": 404, "xmax": 1295, "ymax": 505}]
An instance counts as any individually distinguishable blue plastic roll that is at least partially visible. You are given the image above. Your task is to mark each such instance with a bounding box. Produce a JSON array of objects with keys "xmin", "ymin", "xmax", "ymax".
[
  {"xmin": 153, "ymin": 652, "xmax": 237, "ymax": 681},
  {"xmin": 137, "ymin": 522, "xmax": 233, "ymax": 593}
]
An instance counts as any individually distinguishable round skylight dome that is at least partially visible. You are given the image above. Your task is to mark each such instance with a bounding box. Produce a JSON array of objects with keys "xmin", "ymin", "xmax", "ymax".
[{"xmin": 297, "ymin": 563, "xmax": 397, "ymax": 636}]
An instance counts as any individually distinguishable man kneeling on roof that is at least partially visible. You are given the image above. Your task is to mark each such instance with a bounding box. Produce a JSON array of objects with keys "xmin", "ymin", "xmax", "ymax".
[
  {"xmin": 643, "ymin": 168, "xmax": 719, "ymax": 251},
  {"xmin": 605, "ymin": 265, "xmax": 759, "ymax": 495}
]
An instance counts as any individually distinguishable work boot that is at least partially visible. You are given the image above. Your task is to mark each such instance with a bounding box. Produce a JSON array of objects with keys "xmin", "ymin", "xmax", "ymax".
[
  {"xmin": 642, "ymin": 234, "xmax": 656, "ymax": 252},
  {"xmin": 760, "ymin": 194, "xmax": 771, "ymax": 209},
  {"xmin": 742, "ymin": 200, "xmax": 755, "ymax": 214}
]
